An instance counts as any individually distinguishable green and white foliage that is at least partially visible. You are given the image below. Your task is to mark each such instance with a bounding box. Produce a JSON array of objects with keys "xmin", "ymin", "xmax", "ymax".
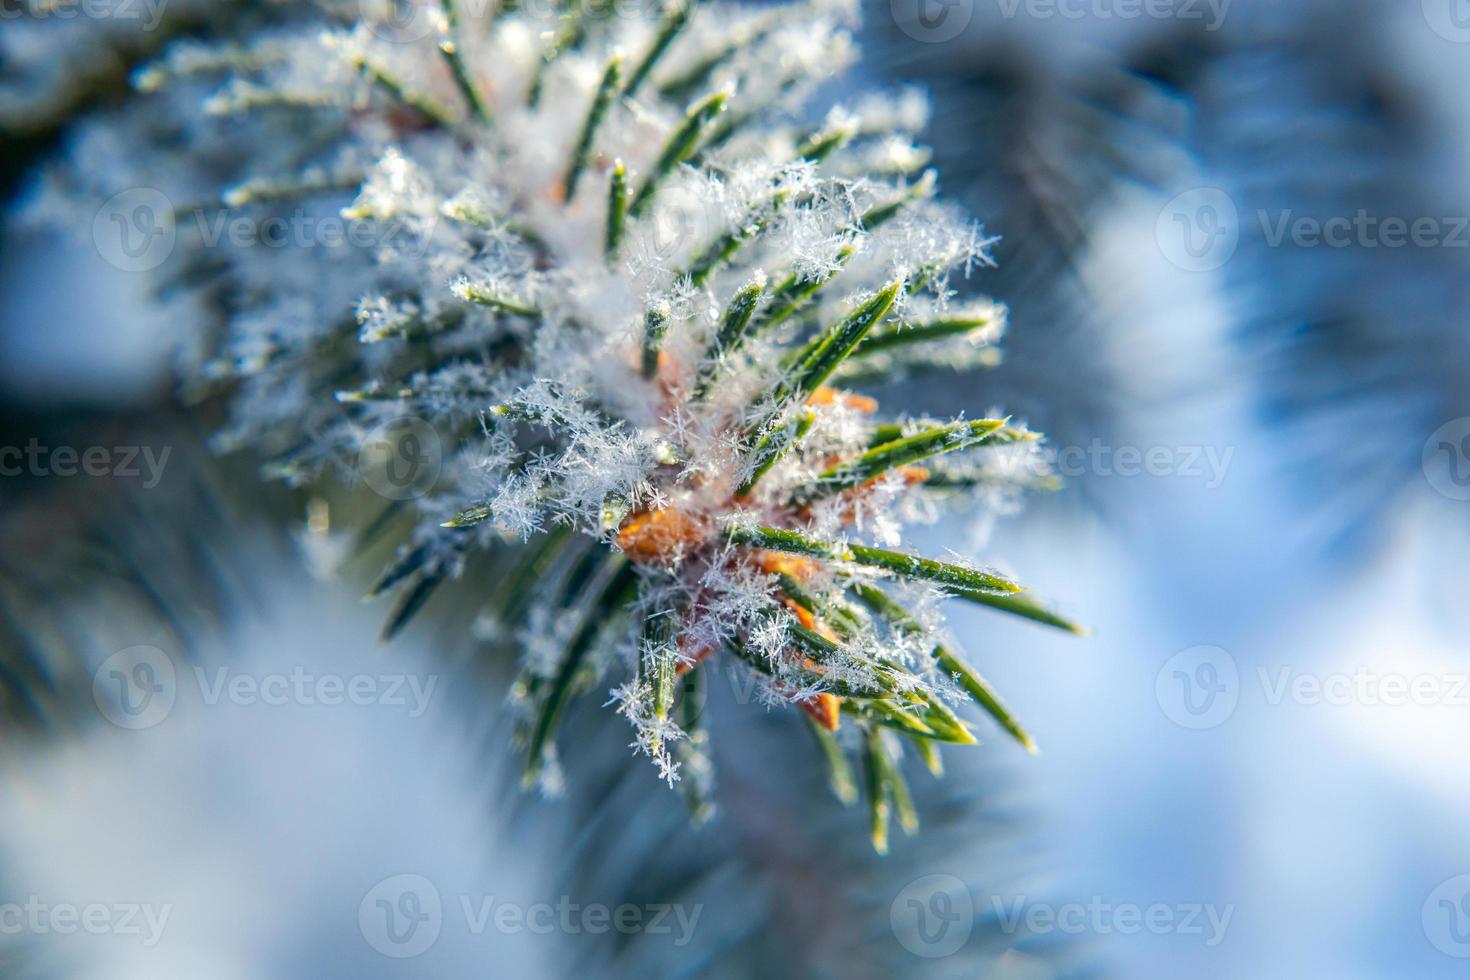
[{"xmin": 45, "ymin": 0, "xmax": 1081, "ymax": 849}]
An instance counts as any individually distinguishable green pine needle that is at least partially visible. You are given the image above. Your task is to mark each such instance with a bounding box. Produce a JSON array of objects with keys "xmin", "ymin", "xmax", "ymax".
[
  {"xmin": 755, "ymin": 261, "xmax": 847, "ymax": 336},
  {"xmin": 681, "ymin": 190, "xmax": 788, "ymax": 286},
  {"xmin": 887, "ymin": 750, "xmax": 920, "ymax": 837},
  {"xmin": 353, "ymin": 58, "xmax": 456, "ymax": 127},
  {"xmin": 455, "ymin": 282, "xmax": 541, "ymax": 317},
  {"xmin": 725, "ymin": 524, "xmax": 1021, "ymax": 595},
  {"xmin": 628, "ymin": 88, "xmax": 728, "ymax": 219},
  {"xmin": 439, "ymin": 1, "xmax": 490, "ymax": 124},
  {"xmin": 641, "ymin": 302, "xmax": 672, "ymax": 379},
  {"xmin": 807, "ymin": 715, "xmax": 858, "ymax": 805},
  {"xmin": 943, "ymin": 588, "xmax": 1088, "ymax": 636},
  {"xmin": 656, "ymin": 18, "xmax": 771, "ymax": 101},
  {"xmin": 751, "ymin": 180, "xmax": 928, "ymax": 335},
  {"xmin": 380, "ymin": 572, "xmax": 444, "ymax": 642},
  {"xmin": 916, "ymin": 738, "xmax": 944, "ymax": 777},
  {"xmin": 642, "ymin": 612, "xmax": 679, "ymax": 724},
  {"xmin": 854, "ymin": 583, "xmax": 1045, "ymax": 752},
  {"xmin": 524, "ymin": 561, "xmax": 639, "ymax": 787},
  {"xmin": 333, "ymin": 385, "xmax": 416, "ymax": 403},
  {"xmin": 933, "ymin": 644, "xmax": 1037, "ymax": 753},
  {"xmin": 367, "ymin": 542, "xmax": 431, "ymax": 599},
  {"xmin": 441, "ymin": 504, "xmax": 491, "ymax": 529},
  {"xmin": 672, "ymin": 667, "xmax": 715, "ymax": 823},
  {"xmin": 692, "ymin": 276, "xmax": 765, "ymax": 398},
  {"xmin": 606, "ymin": 160, "xmax": 629, "ymax": 258},
  {"xmin": 861, "ymin": 726, "xmax": 893, "ymax": 854},
  {"xmin": 773, "ymin": 280, "xmax": 904, "ymax": 406},
  {"xmin": 737, "ymin": 410, "xmax": 814, "ymax": 497},
  {"xmin": 852, "ymin": 314, "xmax": 1000, "ymax": 357},
  {"xmin": 795, "ymin": 121, "xmax": 856, "ymax": 163},
  {"xmin": 563, "ymin": 55, "xmax": 622, "ymax": 203},
  {"xmin": 799, "ymin": 418, "xmax": 1010, "ymax": 503},
  {"xmin": 622, "ymin": 0, "xmax": 697, "ymax": 100}
]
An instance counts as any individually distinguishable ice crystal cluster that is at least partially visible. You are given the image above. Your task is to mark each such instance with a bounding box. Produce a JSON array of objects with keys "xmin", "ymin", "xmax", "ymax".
[{"xmin": 62, "ymin": 0, "xmax": 1082, "ymax": 849}]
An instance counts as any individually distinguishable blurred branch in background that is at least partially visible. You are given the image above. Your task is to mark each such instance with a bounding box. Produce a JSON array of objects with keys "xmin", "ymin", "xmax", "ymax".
[
  {"xmin": 1183, "ymin": 1, "xmax": 1470, "ymax": 553},
  {"xmin": 2, "ymin": 0, "xmax": 244, "ymax": 198},
  {"xmin": 0, "ymin": 410, "xmax": 262, "ymax": 740},
  {"xmin": 864, "ymin": 5, "xmax": 1203, "ymax": 515},
  {"xmin": 873, "ymin": 0, "xmax": 1470, "ymax": 553}
]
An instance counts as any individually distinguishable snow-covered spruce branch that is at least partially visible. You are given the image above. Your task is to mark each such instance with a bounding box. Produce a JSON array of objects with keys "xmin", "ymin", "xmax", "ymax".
[{"xmin": 103, "ymin": 0, "xmax": 1081, "ymax": 851}]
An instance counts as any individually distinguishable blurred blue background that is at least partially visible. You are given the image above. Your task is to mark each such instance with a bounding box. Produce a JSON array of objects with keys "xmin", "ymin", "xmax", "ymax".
[{"xmin": 3, "ymin": 0, "xmax": 1470, "ymax": 977}]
